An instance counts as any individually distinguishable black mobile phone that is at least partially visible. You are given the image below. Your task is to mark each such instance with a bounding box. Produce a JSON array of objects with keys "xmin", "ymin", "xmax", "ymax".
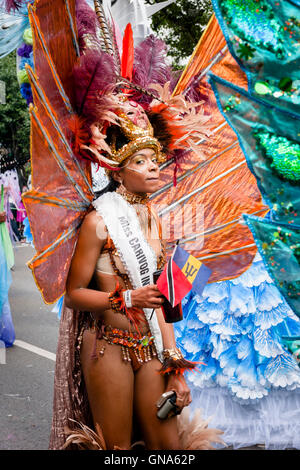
[{"xmin": 156, "ymin": 391, "xmax": 179, "ymax": 420}]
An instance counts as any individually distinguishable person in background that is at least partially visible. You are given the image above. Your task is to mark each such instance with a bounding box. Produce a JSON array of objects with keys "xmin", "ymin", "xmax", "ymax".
[{"xmin": 0, "ymin": 208, "xmax": 15, "ymax": 349}]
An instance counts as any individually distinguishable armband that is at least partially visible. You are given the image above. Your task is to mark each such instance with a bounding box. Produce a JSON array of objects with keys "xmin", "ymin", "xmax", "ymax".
[{"xmin": 159, "ymin": 347, "xmax": 200, "ymax": 376}]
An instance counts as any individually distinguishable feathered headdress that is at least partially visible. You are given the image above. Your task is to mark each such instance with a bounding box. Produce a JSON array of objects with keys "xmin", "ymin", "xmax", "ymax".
[{"xmin": 70, "ymin": 0, "xmax": 212, "ymax": 180}]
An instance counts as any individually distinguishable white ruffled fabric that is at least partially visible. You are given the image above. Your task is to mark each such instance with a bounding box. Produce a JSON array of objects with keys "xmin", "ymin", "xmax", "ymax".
[
  {"xmin": 190, "ymin": 386, "xmax": 300, "ymax": 450},
  {"xmin": 175, "ymin": 252, "xmax": 300, "ymax": 448}
]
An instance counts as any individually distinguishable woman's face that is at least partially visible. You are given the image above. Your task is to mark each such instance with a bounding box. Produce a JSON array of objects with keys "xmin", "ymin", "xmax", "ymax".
[{"xmin": 117, "ymin": 147, "xmax": 160, "ymax": 194}]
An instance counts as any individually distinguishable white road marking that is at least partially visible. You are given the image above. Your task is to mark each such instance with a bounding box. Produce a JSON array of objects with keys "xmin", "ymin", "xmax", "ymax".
[{"xmin": 14, "ymin": 339, "xmax": 56, "ymax": 362}]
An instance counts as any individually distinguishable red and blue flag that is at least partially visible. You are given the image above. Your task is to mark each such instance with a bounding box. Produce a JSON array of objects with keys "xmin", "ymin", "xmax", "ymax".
[{"xmin": 156, "ymin": 245, "xmax": 211, "ymax": 307}]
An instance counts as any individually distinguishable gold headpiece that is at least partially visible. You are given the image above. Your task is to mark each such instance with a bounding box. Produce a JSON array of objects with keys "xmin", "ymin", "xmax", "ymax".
[{"xmin": 110, "ymin": 112, "xmax": 166, "ymax": 165}]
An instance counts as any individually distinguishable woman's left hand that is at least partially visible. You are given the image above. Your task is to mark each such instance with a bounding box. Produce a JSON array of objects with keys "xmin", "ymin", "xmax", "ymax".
[{"xmin": 165, "ymin": 373, "xmax": 192, "ymax": 412}]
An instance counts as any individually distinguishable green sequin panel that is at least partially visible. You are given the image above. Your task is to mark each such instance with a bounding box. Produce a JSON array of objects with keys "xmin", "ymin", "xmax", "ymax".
[
  {"xmin": 254, "ymin": 131, "xmax": 300, "ymax": 182},
  {"xmin": 220, "ymin": 0, "xmax": 286, "ymax": 58},
  {"xmin": 244, "ymin": 215, "xmax": 300, "ymax": 317},
  {"xmin": 210, "ymin": 75, "xmax": 300, "ymax": 227},
  {"xmin": 254, "ymin": 77, "xmax": 300, "ymax": 109},
  {"xmin": 214, "ymin": 0, "xmax": 300, "ymax": 114}
]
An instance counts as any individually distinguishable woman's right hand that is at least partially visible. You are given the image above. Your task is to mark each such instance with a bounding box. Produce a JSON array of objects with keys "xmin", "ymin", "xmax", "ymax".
[
  {"xmin": 131, "ymin": 284, "xmax": 164, "ymax": 309},
  {"xmin": 0, "ymin": 212, "xmax": 6, "ymax": 223}
]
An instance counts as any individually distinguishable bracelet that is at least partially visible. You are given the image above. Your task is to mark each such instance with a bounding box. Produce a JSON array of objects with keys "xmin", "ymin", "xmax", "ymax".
[
  {"xmin": 159, "ymin": 347, "xmax": 200, "ymax": 376},
  {"xmin": 108, "ymin": 283, "xmax": 145, "ymax": 330},
  {"xmin": 162, "ymin": 348, "xmax": 184, "ymax": 361},
  {"xmin": 123, "ymin": 290, "xmax": 132, "ymax": 308}
]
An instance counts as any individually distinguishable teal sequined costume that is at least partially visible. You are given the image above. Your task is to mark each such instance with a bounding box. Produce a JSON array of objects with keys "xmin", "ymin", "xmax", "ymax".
[
  {"xmin": 208, "ymin": 0, "xmax": 300, "ymax": 320},
  {"xmin": 176, "ymin": 0, "xmax": 300, "ymax": 449}
]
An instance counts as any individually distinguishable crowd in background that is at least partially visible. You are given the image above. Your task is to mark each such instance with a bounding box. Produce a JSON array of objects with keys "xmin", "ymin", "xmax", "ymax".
[{"xmin": 0, "ymin": 168, "xmax": 29, "ymax": 352}]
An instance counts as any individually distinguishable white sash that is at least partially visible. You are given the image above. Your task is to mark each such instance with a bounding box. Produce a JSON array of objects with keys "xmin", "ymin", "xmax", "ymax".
[{"xmin": 93, "ymin": 192, "xmax": 164, "ymax": 362}]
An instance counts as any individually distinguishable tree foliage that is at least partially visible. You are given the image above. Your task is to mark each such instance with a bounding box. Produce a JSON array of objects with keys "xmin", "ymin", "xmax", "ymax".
[
  {"xmin": 0, "ymin": 51, "xmax": 30, "ymax": 168},
  {"xmin": 146, "ymin": 0, "xmax": 213, "ymax": 67}
]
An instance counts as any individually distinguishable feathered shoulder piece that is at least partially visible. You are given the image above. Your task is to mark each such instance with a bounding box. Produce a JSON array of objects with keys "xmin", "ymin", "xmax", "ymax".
[{"xmin": 147, "ymin": 82, "xmax": 212, "ymax": 159}]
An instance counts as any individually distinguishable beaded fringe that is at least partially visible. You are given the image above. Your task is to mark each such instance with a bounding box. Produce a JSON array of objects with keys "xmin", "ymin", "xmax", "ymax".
[{"xmin": 120, "ymin": 343, "xmax": 157, "ymax": 364}]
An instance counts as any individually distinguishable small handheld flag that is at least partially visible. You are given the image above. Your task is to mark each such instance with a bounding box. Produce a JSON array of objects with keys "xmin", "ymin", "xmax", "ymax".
[{"xmin": 156, "ymin": 245, "xmax": 212, "ymax": 307}]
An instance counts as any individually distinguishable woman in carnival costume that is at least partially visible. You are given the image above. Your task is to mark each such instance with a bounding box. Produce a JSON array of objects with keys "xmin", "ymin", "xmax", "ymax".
[
  {"xmin": 36, "ymin": 1, "xmax": 223, "ymax": 450},
  {"xmin": 6, "ymin": 0, "xmax": 297, "ymax": 451},
  {"xmin": 60, "ymin": 100, "xmax": 219, "ymax": 450},
  {"xmin": 0, "ymin": 0, "xmax": 223, "ymax": 450}
]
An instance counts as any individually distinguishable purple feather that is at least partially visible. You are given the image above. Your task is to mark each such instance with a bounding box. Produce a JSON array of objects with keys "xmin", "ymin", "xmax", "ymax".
[
  {"xmin": 173, "ymin": 148, "xmax": 192, "ymax": 164},
  {"xmin": 133, "ymin": 35, "xmax": 171, "ymax": 101},
  {"xmin": 75, "ymin": 0, "xmax": 98, "ymax": 54},
  {"xmin": 3, "ymin": 0, "xmax": 23, "ymax": 12},
  {"xmin": 73, "ymin": 48, "xmax": 116, "ymax": 123}
]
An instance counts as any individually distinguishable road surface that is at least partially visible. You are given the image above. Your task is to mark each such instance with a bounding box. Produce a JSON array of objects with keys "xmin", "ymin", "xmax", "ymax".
[{"xmin": 0, "ymin": 243, "xmax": 59, "ymax": 450}]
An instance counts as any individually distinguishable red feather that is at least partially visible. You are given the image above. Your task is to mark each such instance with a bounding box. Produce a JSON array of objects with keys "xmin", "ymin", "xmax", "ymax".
[
  {"xmin": 121, "ymin": 23, "xmax": 134, "ymax": 81},
  {"xmin": 67, "ymin": 114, "xmax": 89, "ymax": 154}
]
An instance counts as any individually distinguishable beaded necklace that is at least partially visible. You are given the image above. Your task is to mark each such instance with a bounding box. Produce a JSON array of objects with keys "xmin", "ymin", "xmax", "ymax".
[{"xmin": 116, "ymin": 185, "xmax": 149, "ymax": 205}]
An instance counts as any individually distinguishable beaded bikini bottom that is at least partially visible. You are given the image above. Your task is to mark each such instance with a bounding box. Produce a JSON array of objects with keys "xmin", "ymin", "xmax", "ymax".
[
  {"xmin": 84, "ymin": 317, "xmax": 158, "ymax": 372},
  {"xmin": 102, "ymin": 326, "xmax": 157, "ymax": 371}
]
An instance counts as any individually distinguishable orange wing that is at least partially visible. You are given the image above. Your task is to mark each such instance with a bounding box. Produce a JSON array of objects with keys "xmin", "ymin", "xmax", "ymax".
[
  {"xmin": 152, "ymin": 15, "xmax": 269, "ymax": 283},
  {"xmin": 22, "ymin": 0, "xmax": 93, "ymax": 304}
]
